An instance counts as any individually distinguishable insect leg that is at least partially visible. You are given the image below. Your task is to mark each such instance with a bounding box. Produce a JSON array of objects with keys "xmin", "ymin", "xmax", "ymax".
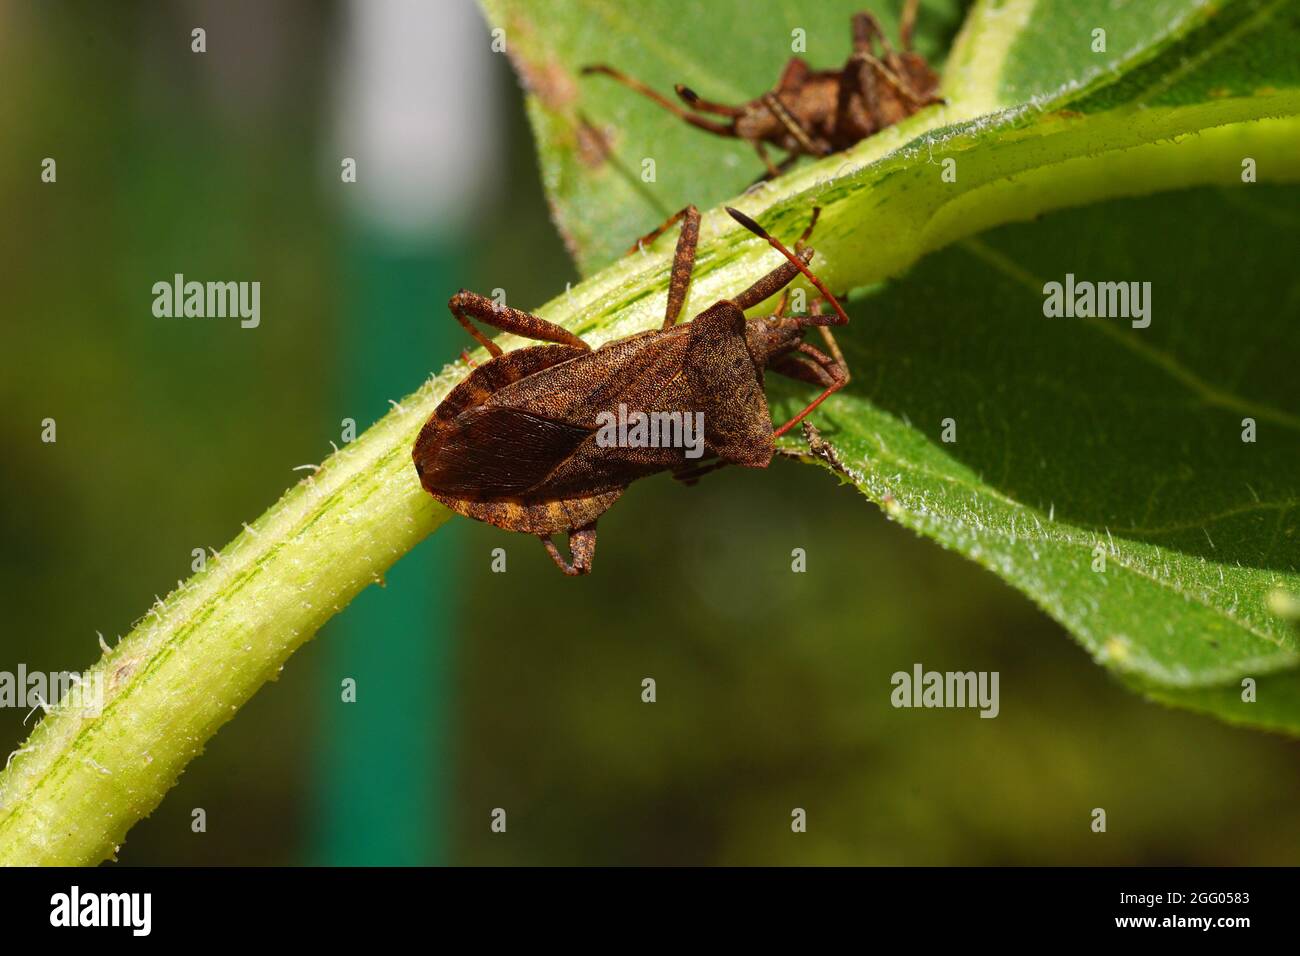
[
  {"xmin": 625, "ymin": 205, "xmax": 694, "ymax": 255},
  {"xmin": 538, "ymin": 523, "xmax": 597, "ymax": 576},
  {"xmin": 774, "ymin": 57, "xmax": 812, "ymax": 93},
  {"xmin": 804, "ymin": 297, "xmax": 849, "ymax": 381},
  {"xmin": 581, "ymin": 66, "xmax": 735, "ymax": 135},
  {"xmin": 769, "ymin": 351, "xmax": 838, "ymax": 389},
  {"xmin": 672, "ymin": 460, "xmax": 728, "ymax": 486},
  {"xmin": 835, "ymin": 51, "xmax": 881, "ymax": 140},
  {"xmin": 751, "ymin": 139, "xmax": 785, "ymax": 180},
  {"xmin": 795, "ymin": 207, "xmax": 822, "ymax": 251},
  {"xmin": 770, "ymin": 342, "xmax": 849, "ymax": 438},
  {"xmin": 448, "ymin": 290, "xmax": 589, "ymax": 358},
  {"xmin": 853, "ymin": 51, "xmax": 943, "ymax": 108},
  {"xmin": 623, "ymin": 205, "xmax": 700, "ymax": 328},
  {"xmin": 747, "ymin": 150, "xmax": 800, "ymax": 187},
  {"xmin": 760, "ymin": 92, "xmax": 828, "ymax": 158},
  {"xmin": 900, "ymin": 0, "xmax": 921, "ymax": 52},
  {"xmin": 851, "ymin": 11, "xmax": 893, "ymax": 57},
  {"xmin": 773, "ymin": 289, "xmax": 791, "ymax": 316},
  {"xmin": 765, "ymin": 212, "xmax": 826, "ymax": 311}
]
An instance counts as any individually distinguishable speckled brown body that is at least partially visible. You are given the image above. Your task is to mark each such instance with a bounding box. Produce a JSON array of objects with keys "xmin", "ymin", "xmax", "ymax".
[
  {"xmin": 733, "ymin": 52, "xmax": 940, "ymax": 153},
  {"xmin": 416, "ymin": 302, "xmax": 781, "ymax": 531},
  {"xmin": 583, "ymin": 6, "xmax": 942, "ymax": 178},
  {"xmin": 413, "ymin": 207, "xmax": 852, "ymax": 575}
]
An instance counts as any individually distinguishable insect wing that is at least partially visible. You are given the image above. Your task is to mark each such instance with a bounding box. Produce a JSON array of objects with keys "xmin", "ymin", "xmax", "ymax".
[{"xmin": 416, "ymin": 406, "xmax": 591, "ymax": 499}]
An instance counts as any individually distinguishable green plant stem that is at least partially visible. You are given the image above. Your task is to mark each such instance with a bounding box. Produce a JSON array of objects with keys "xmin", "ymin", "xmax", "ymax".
[{"xmin": 2, "ymin": 86, "xmax": 1297, "ymax": 864}]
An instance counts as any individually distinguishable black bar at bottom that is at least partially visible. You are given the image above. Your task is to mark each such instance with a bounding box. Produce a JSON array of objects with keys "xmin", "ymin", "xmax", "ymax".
[{"xmin": 0, "ymin": 866, "xmax": 1286, "ymax": 941}]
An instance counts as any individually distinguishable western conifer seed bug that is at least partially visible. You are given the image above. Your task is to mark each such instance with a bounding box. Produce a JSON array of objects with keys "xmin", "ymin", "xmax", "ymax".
[
  {"xmin": 582, "ymin": 1, "xmax": 942, "ymax": 179},
  {"xmin": 413, "ymin": 206, "xmax": 851, "ymax": 575}
]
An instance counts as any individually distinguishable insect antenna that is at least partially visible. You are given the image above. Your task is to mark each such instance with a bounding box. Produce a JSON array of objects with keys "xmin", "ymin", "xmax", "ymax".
[
  {"xmin": 675, "ymin": 85, "xmax": 743, "ymax": 117},
  {"xmin": 725, "ymin": 207, "xmax": 850, "ymax": 327},
  {"xmin": 581, "ymin": 66, "xmax": 735, "ymax": 135}
]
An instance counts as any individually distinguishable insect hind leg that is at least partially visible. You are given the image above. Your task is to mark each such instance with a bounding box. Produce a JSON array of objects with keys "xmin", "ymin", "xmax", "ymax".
[
  {"xmin": 539, "ymin": 523, "xmax": 597, "ymax": 576},
  {"xmin": 448, "ymin": 290, "xmax": 589, "ymax": 358}
]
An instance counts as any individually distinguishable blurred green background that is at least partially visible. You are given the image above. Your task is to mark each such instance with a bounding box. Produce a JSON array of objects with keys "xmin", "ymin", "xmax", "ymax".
[{"xmin": 3, "ymin": 0, "xmax": 1299, "ymax": 866}]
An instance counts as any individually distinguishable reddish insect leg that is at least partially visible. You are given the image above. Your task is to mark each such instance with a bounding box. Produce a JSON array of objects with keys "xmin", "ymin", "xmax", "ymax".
[
  {"xmin": 539, "ymin": 523, "xmax": 597, "ymax": 576},
  {"xmin": 770, "ymin": 342, "xmax": 849, "ymax": 438},
  {"xmin": 448, "ymin": 290, "xmax": 589, "ymax": 358}
]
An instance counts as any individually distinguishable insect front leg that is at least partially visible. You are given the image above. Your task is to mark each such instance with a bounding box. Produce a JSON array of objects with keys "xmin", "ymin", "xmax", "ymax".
[
  {"xmin": 538, "ymin": 523, "xmax": 598, "ymax": 576},
  {"xmin": 769, "ymin": 341, "xmax": 850, "ymax": 438},
  {"xmin": 624, "ymin": 205, "xmax": 702, "ymax": 329},
  {"xmin": 803, "ymin": 297, "xmax": 849, "ymax": 383},
  {"xmin": 448, "ymin": 290, "xmax": 590, "ymax": 358}
]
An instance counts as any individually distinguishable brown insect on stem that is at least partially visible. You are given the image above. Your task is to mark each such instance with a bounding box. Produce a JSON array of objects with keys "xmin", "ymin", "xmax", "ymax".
[
  {"xmin": 581, "ymin": 3, "xmax": 943, "ymax": 180},
  {"xmin": 413, "ymin": 206, "xmax": 851, "ymax": 575}
]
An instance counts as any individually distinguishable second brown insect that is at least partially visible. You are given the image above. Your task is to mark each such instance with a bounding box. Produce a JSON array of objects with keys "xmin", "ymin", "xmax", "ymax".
[{"xmin": 582, "ymin": 1, "xmax": 942, "ymax": 179}]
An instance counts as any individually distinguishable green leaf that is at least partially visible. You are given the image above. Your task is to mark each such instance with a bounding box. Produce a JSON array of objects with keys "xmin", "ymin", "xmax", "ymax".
[
  {"xmin": 482, "ymin": 0, "xmax": 1300, "ymax": 727},
  {"xmin": 769, "ymin": 185, "xmax": 1299, "ymax": 714},
  {"xmin": 486, "ymin": 0, "xmax": 1298, "ymax": 269},
  {"xmin": 486, "ymin": 0, "xmax": 967, "ymax": 271}
]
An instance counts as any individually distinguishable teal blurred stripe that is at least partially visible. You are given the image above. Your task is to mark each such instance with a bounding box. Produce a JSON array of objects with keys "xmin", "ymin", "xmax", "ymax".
[{"xmin": 312, "ymin": 230, "xmax": 462, "ymax": 865}]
